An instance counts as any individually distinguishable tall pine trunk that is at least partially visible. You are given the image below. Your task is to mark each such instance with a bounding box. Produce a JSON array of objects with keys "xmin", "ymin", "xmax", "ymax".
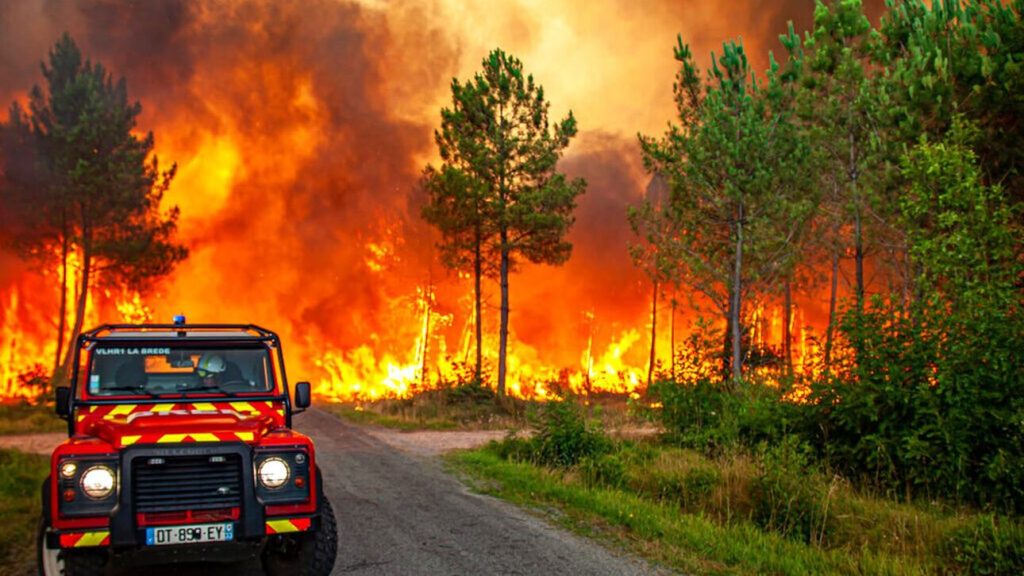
[
  {"xmin": 647, "ymin": 279, "xmax": 657, "ymax": 386},
  {"xmin": 850, "ymin": 133, "xmax": 864, "ymax": 312},
  {"xmin": 473, "ymin": 225, "xmax": 483, "ymax": 383},
  {"xmin": 730, "ymin": 203, "xmax": 744, "ymax": 386},
  {"xmin": 53, "ymin": 229, "xmax": 69, "ymax": 382},
  {"xmin": 497, "ymin": 231, "xmax": 510, "ymax": 398},
  {"xmin": 420, "ymin": 284, "xmax": 432, "ymax": 391},
  {"xmin": 61, "ymin": 231, "xmax": 91, "ymax": 379},
  {"xmin": 783, "ymin": 279, "xmax": 793, "ymax": 375},
  {"xmin": 670, "ymin": 294, "xmax": 677, "ymax": 382},
  {"xmin": 824, "ymin": 246, "xmax": 840, "ymax": 370}
]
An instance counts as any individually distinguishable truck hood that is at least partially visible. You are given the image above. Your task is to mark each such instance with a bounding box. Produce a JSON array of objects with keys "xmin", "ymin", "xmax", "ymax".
[{"xmin": 88, "ymin": 408, "xmax": 275, "ymax": 448}]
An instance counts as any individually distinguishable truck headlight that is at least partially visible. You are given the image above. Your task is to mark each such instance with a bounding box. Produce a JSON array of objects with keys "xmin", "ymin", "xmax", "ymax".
[
  {"xmin": 80, "ymin": 465, "xmax": 115, "ymax": 499},
  {"xmin": 257, "ymin": 457, "xmax": 290, "ymax": 489}
]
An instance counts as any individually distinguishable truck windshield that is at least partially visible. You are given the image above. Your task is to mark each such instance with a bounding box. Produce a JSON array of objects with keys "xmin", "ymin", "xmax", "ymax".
[{"xmin": 87, "ymin": 345, "xmax": 274, "ymax": 396}]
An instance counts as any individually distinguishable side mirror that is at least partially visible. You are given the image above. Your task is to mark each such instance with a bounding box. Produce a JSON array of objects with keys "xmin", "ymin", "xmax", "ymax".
[
  {"xmin": 55, "ymin": 386, "xmax": 71, "ymax": 419},
  {"xmin": 293, "ymin": 381, "xmax": 311, "ymax": 413}
]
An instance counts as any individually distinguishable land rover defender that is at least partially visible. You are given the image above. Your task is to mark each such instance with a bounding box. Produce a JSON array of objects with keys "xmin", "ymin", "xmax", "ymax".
[{"xmin": 37, "ymin": 320, "xmax": 337, "ymax": 575}]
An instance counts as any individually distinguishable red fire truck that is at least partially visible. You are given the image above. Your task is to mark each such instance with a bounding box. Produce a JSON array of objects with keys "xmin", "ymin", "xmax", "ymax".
[{"xmin": 38, "ymin": 320, "xmax": 337, "ymax": 575}]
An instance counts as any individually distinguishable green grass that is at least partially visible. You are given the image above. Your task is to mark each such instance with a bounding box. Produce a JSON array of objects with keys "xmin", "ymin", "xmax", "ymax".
[
  {"xmin": 0, "ymin": 403, "xmax": 66, "ymax": 436},
  {"xmin": 449, "ymin": 442, "xmax": 1018, "ymax": 575},
  {"xmin": 0, "ymin": 449, "xmax": 49, "ymax": 576}
]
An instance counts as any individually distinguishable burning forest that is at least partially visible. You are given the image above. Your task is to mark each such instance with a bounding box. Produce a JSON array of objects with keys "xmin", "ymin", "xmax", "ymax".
[{"xmin": 0, "ymin": 0, "xmax": 863, "ymax": 403}]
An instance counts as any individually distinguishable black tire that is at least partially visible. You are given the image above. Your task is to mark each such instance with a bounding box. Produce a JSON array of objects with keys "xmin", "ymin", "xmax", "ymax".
[
  {"xmin": 37, "ymin": 515, "xmax": 60, "ymax": 576},
  {"xmin": 263, "ymin": 495, "xmax": 338, "ymax": 576},
  {"xmin": 37, "ymin": 477, "xmax": 106, "ymax": 576},
  {"xmin": 62, "ymin": 551, "xmax": 106, "ymax": 576}
]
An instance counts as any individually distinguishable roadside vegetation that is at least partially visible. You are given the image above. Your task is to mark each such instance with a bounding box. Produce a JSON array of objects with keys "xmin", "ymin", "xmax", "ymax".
[
  {"xmin": 0, "ymin": 448, "xmax": 49, "ymax": 576},
  {"xmin": 451, "ymin": 397, "xmax": 1024, "ymax": 575},
  {"xmin": 0, "ymin": 403, "xmax": 65, "ymax": 436}
]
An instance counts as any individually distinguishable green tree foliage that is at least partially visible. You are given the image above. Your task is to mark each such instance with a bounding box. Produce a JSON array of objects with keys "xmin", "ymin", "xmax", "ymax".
[
  {"xmin": 640, "ymin": 38, "xmax": 816, "ymax": 383},
  {"xmin": 800, "ymin": 0, "xmax": 889, "ymax": 333},
  {"xmin": 0, "ymin": 34, "xmax": 186, "ymax": 379},
  {"xmin": 637, "ymin": 1, "xmax": 1024, "ymax": 514},
  {"xmin": 422, "ymin": 49, "xmax": 586, "ymax": 397},
  {"xmin": 876, "ymin": 0, "xmax": 1024, "ymax": 208},
  {"xmin": 809, "ymin": 121, "xmax": 1024, "ymax": 511}
]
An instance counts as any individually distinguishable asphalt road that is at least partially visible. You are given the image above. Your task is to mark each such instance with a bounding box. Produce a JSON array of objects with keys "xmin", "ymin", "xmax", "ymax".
[{"xmin": 102, "ymin": 407, "xmax": 667, "ymax": 576}]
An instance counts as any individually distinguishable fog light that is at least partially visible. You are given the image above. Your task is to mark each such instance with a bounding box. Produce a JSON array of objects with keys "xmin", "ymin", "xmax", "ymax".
[
  {"xmin": 60, "ymin": 462, "xmax": 77, "ymax": 479},
  {"xmin": 257, "ymin": 457, "xmax": 290, "ymax": 489},
  {"xmin": 80, "ymin": 466, "xmax": 115, "ymax": 499}
]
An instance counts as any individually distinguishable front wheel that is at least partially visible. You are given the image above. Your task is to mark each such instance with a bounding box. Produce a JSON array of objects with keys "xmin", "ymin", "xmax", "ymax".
[
  {"xmin": 263, "ymin": 496, "xmax": 338, "ymax": 576},
  {"xmin": 37, "ymin": 516, "xmax": 107, "ymax": 576},
  {"xmin": 36, "ymin": 516, "xmax": 62, "ymax": 576}
]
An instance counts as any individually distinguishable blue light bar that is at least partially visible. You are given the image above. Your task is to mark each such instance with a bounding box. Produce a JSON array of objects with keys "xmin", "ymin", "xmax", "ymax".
[{"xmin": 173, "ymin": 314, "xmax": 186, "ymax": 326}]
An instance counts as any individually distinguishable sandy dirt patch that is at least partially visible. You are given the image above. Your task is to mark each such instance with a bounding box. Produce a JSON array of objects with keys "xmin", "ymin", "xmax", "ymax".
[
  {"xmin": 360, "ymin": 427, "xmax": 518, "ymax": 457},
  {"xmin": 0, "ymin": 432, "xmax": 65, "ymax": 455}
]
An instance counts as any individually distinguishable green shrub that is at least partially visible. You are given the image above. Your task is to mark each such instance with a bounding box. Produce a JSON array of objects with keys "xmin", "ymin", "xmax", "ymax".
[
  {"xmin": 489, "ymin": 435, "xmax": 534, "ymax": 462},
  {"xmin": 650, "ymin": 377, "xmax": 740, "ymax": 452},
  {"xmin": 752, "ymin": 437, "xmax": 832, "ymax": 545},
  {"xmin": 942, "ymin": 514, "xmax": 1024, "ymax": 575},
  {"xmin": 531, "ymin": 399, "xmax": 611, "ymax": 468},
  {"xmin": 579, "ymin": 453, "xmax": 627, "ymax": 489},
  {"xmin": 681, "ymin": 466, "xmax": 719, "ymax": 509}
]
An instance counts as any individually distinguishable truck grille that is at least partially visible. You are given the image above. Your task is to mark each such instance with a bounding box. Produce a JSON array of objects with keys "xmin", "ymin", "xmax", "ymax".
[{"xmin": 133, "ymin": 454, "xmax": 243, "ymax": 513}]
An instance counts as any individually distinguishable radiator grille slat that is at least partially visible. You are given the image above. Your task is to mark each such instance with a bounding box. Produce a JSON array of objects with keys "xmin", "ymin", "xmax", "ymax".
[{"xmin": 133, "ymin": 454, "xmax": 243, "ymax": 513}]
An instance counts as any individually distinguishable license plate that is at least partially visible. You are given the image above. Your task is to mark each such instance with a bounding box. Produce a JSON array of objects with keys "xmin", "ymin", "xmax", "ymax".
[{"xmin": 145, "ymin": 523, "xmax": 233, "ymax": 546}]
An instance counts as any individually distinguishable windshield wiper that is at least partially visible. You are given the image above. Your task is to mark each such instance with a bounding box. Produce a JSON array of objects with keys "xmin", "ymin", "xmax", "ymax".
[
  {"xmin": 178, "ymin": 385, "xmax": 234, "ymax": 396},
  {"xmin": 100, "ymin": 386, "xmax": 160, "ymax": 398}
]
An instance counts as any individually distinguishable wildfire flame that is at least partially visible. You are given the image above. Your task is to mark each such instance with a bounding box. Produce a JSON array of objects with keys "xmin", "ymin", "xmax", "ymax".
[{"xmin": 0, "ymin": 0, "xmax": 861, "ymax": 403}]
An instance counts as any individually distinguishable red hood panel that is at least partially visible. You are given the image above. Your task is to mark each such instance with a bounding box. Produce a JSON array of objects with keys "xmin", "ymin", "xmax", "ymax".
[{"xmin": 75, "ymin": 401, "xmax": 285, "ymax": 448}]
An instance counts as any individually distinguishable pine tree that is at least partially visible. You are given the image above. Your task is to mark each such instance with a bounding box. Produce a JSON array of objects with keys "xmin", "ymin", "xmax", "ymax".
[
  {"xmin": 422, "ymin": 49, "xmax": 586, "ymax": 397},
  {"xmin": 641, "ymin": 38, "xmax": 815, "ymax": 383},
  {"xmin": 1, "ymin": 34, "xmax": 187, "ymax": 381}
]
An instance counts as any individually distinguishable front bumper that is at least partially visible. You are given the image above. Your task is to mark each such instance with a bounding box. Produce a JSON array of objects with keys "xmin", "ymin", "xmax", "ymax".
[{"xmin": 47, "ymin": 442, "xmax": 318, "ymax": 554}]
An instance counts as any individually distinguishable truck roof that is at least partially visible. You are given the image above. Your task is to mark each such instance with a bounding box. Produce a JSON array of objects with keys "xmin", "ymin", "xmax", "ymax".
[{"xmin": 82, "ymin": 324, "xmax": 280, "ymax": 342}]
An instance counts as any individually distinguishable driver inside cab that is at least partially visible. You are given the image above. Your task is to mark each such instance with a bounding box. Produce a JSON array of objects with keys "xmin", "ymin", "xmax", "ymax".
[{"xmin": 196, "ymin": 353, "xmax": 227, "ymax": 386}]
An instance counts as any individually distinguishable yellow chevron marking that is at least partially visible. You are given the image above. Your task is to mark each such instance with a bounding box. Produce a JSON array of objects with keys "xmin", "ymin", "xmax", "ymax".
[
  {"xmin": 89, "ymin": 406, "xmax": 98, "ymax": 413},
  {"xmin": 121, "ymin": 435, "xmax": 141, "ymax": 446},
  {"xmin": 232, "ymin": 402, "xmax": 256, "ymax": 414},
  {"xmin": 235, "ymin": 432, "xmax": 254, "ymax": 442},
  {"xmin": 77, "ymin": 415, "xmax": 86, "ymax": 422},
  {"xmin": 264, "ymin": 401, "xmax": 274, "ymax": 409},
  {"xmin": 104, "ymin": 405, "xmax": 134, "ymax": 419},
  {"xmin": 158, "ymin": 434, "xmax": 187, "ymax": 443},
  {"xmin": 192, "ymin": 403, "xmax": 217, "ymax": 412},
  {"xmin": 190, "ymin": 433, "xmax": 219, "ymax": 442},
  {"xmin": 76, "ymin": 531, "xmax": 109, "ymax": 547},
  {"xmin": 277, "ymin": 410, "xmax": 285, "ymax": 417},
  {"xmin": 152, "ymin": 403, "xmax": 176, "ymax": 413},
  {"xmin": 267, "ymin": 519, "xmax": 299, "ymax": 533}
]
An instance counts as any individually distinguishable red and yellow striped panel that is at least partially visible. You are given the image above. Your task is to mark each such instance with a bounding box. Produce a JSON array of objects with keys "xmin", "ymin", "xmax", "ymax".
[
  {"xmin": 75, "ymin": 401, "xmax": 285, "ymax": 433},
  {"xmin": 59, "ymin": 531, "xmax": 110, "ymax": 548},
  {"xmin": 265, "ymin": 518, "xmax": 312, "ymax": 535},
  {"xmin": 118, "ymin": 430, "xmax": 257, "ymax": 447}
]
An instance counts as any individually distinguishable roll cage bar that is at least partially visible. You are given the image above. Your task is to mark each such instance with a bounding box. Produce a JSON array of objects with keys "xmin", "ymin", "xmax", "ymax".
[{"xmin": 82, "ymin": 323, "xmax": 281, "ymax": 341}]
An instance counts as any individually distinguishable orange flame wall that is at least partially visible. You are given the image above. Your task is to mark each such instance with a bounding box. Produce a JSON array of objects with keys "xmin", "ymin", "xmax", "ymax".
[{"xmin": 0, "ymin": 0, "xmax": 886, "ymax": 401}]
